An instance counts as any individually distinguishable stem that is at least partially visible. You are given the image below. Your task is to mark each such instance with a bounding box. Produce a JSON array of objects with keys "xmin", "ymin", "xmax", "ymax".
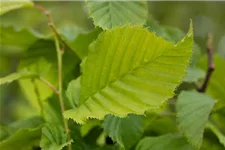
[
  {"xmin": 198, "ymin": 33, "xmax": 215, "ymax": 93},
  {"xmin": 39, "ymin": 77, "xmax": 59, "ymax": 94},
  {"xmin": 54, "ymin": 32, "xmax": 71, "ymax": 150},
  {"xmin": 31, "ymin": 79, "xmax": 44, "ymax": 117},
  {"xmin": 34, "ymin": 5, "xmax": 71, "ymax": 150}
]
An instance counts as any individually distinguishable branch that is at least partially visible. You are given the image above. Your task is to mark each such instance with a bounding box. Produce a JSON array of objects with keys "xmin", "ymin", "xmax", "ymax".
[
  {"xmin": 197, "ymin": 33, "xmax": 215, "ymax": 93},
  {"xmin": 34, "ymin": 5, "xmax": 71, "ymax": 150}
]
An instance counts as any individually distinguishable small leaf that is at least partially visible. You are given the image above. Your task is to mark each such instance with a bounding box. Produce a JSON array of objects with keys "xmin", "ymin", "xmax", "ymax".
[
  {"xmin": 103, "ymin": 114, "xmax": 144, "ymax": 149},
  {"xmin": 40, "ymin": 124, "xmax": 72, "ymax": 150},
  {"xmin": 183, "ymin": 67, "xmax": 205, "ymax": 83},
  {"xmin": 176, "ymin": 91, "xmax": 215, "ymax": 149},
  {"xmin": 86, "ymin": 1, "xmax": 148, "ymax": 29},
  {"xmin": 0, "ymin": 0, "xmax": 33, "ymax": 16},
  {"xmin": 64, "ymin": 23, "xmax": 193, "ymax": 124},
  {"xmin": 206, "ymin": 121, "xmax": 225, "ymax": 147},
  {"xmin": 136, "ymin": 133, "xmax": 194, "ymax": 150}
]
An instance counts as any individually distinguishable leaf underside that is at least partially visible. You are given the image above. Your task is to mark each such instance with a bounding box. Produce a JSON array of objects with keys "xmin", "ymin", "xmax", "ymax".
[
  {"xmin": 86, "ymin": 1, "xmax": 148, "ymax": 29},
  {"xmin": 176, "ymin": 91, "xmax": 214, "ymax": 149},
  {"xmin": 136, "ymin": 133, "xmax": 193, "ymax": 150},
  {"xmin": 64, "ymin": 24, "xmax": 193, "ymax": 124}
]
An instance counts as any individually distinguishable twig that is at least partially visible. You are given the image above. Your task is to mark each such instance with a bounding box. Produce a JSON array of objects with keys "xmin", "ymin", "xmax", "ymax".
[
  {"xmin": 33, "ymin": 5, "xmax": 81, "ymax": 59},
  {"xmin": 197, "ymin": 33, "xmax": 215, "ymax": 93},
  {"xmin": 39, "ymin": 77, "xmax": 59, "ymax": 94},
  {"xmin": 34, "ymin": 5, "xmax": 71, "ymax": 150},
  {"xmin": 31, "ymin": 78, "xmax": 44, "ymax": 117}
]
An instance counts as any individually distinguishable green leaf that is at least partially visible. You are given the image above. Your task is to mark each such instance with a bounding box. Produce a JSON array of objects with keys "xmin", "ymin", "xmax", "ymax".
[
  {"xmin": 66, "ymin": 77, "xmax": 81, "ymax": 108},
  {"xmin": 40, "ymin": 124, "xmax": 72, "ymax": 150},
  {"xmin": 68, "ymin": 28, "xmax": 102, "ymax": 59},
  {"xmin": 176, "ymin": 91, "xmax": 215, "ymax": 149},
  {"xmin": 206, "ymin": 121, "xmax": 225, "ymax": 147},
  {"xmin": 86, "ymin": 1, "xmax": 148, "ymax": 29},
  {"xmin": 64, "ymin": 24, "xmax": 193, "ymax": 124},
  {"xmin": 183, "ymin": 67, "xmax": 205, "ymax": 83},
  {"xmin": 103, "ymin": 114, "xmax": 144, "ymax": 149},
  {"xmin": 136, "ymin": 133, "xmax": 194, "ymax": 150},
  {"xmin": 0, "ymin": 117, "xmax": 44, "ymax": 150},
  {"xmin": 0, "ymin": 0, "xmax": 33, "ymax": 16},
  {"xmin": 0, "ymin": 26, "xmax": 39, "ymax": 54}
]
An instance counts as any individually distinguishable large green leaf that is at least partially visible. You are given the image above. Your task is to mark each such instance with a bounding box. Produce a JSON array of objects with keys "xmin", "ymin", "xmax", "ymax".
[
  {"xmin": 40, "ymin": 124, "xmax": 72, "ymax": 150},
  {"xmin": 176, "ymin": 91, "xmax": 215, "ymax": 149},
  {"xmin": 136, "ymin": 133, "xmax": 194, "ymax": 150},
  {"xmin": 0, "ymin": 0, "xmax": 33, "ymax": 16},
  {"xmin": 64, "ymin": 24, "xmax": 193, "ymax": 124},
  {"xmin": 86, "ymin": 1, "xmax": 148, "ymax": 29},
  {"xmin": 103, "ymin": 114, "xmax": 144, "ymax": 149}
]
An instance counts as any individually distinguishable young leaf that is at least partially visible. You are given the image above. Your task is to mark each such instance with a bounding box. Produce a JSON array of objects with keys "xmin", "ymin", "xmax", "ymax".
[
  {"xmin": 176, "ymin": 91, "xmax": 215, "ymax": 149},
  {"xmin": 64, "ymin": 24, "xmax": 193, "ymax": 124},
  {"xmin": 0, "ymin": 0, "xmax": 33, "ymax": 16},
  {"xmin": 86, "ymin": 1, "xmax": 148, "ymax": 29},
  {"xmin": 40, "ymin": 124, "xmax": 72, "ymax": 150},
  {"xmin": 136, "ymin": 133, "xmax": 194, "ymax": 150},
  {"xmin": 103, "ymin": 114, "xmax": 144, "ymax": 149}
]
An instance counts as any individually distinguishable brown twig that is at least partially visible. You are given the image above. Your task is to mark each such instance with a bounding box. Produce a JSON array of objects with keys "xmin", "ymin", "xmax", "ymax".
[
  {"xmin": 197, "ymin": 33, "xmax": 215, "ymax": 93},
  {"xmin": 34, "ymin": 5, "xmax": 71, "ymax": 150}
]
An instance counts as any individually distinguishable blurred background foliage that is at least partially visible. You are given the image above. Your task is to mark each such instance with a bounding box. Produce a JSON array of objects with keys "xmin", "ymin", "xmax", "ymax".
[{"xmin": 0, "ymin": 0, "xmax": 225, "ymax": 125}]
